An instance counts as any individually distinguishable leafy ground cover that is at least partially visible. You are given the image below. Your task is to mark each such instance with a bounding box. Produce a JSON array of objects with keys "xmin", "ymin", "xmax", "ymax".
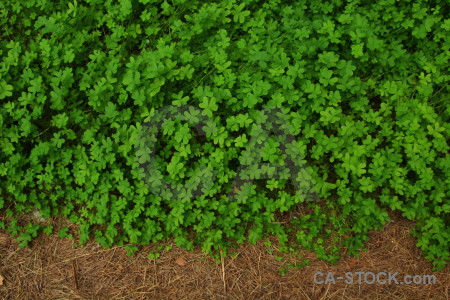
[{"xmin": 1, "ymin": 0, "xmax": 449, "ymax": 272}]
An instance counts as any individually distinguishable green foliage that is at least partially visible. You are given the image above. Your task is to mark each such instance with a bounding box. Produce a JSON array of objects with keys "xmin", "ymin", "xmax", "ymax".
[{"xmin": 1, "ymin": 0, "xmax": 449, "ymax": 271}]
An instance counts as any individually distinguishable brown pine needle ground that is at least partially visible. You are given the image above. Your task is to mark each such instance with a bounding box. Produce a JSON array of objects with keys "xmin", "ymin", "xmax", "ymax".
[{"xmin": 0, "ymin": 214, "xmax": 449, "ymax": 300}]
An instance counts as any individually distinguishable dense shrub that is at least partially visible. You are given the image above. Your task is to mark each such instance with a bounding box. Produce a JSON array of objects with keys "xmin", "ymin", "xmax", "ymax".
[{"xmin": 1, "ymin": 0, "xmax": 449, "ymax": 270}]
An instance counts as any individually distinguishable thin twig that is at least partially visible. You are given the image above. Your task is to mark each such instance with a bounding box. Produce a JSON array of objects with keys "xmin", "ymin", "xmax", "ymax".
[
  {"xmin": 219, "ymin": 246, "xmax": 226, "ymax": 294},
  {"xmin": 72, "ymin": 260, "xmax": 78, "ymax": 290},
  {"xmin": 34, "ymin": 127, "xmax": 51, "ymax": 138}
]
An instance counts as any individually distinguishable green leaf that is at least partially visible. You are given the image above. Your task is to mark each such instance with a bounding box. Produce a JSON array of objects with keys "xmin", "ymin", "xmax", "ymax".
[{"xmin": 0, "ymin": 81, "xmax": 13, "ymax": 99}]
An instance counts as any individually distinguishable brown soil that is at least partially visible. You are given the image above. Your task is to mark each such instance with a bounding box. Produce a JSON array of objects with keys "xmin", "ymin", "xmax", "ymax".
[{"xmin": 0, "ymin": 214, "xmax": 449, "ymax": 300}]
